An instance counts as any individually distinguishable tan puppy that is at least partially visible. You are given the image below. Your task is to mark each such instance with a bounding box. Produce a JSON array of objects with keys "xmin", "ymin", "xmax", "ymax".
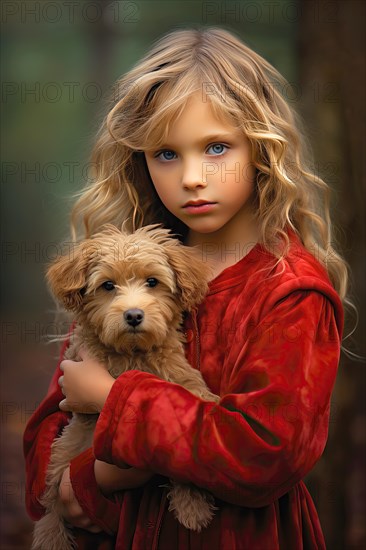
[{"xmin": 32, "ymin": 224, "xmax": 219, "ymax": 550}]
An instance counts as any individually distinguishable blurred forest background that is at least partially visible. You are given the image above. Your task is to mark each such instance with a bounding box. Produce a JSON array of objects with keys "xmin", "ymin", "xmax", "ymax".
[{"xmin": 1, "ymin": 0, "xmax": 365, "ymax": 548}]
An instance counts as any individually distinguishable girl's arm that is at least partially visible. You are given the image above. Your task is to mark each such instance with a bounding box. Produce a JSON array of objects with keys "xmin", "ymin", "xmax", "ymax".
[
  {"xmin": 94, "ymin": 460, "xmax": 154, "ymax": 494},
  {"xmin": 58, "ymin": 465, "xmax": 102, "ymax": 534},
  {"xmin": 92, "ymin": 289, "xmax": 342, "ymax": 508}
]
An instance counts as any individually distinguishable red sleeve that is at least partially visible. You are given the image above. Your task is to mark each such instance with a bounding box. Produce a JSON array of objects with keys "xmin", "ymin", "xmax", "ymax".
[
  {"xmin": 23, "ymin": 326, "xmax": 121, "ymax": 526},
  {"xmin": 93, "ymin": 290, "xmax": 342, "ymax": 508},
  {"xmin": 23, "ymin": 335, "xmax": 72, "ymax": 520}
]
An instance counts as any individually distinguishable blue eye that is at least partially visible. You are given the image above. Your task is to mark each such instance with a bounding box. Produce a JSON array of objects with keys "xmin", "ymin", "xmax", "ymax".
[
  {"xmin": 102, "ymin": 281, "xmax": 115, "ymax": 291},
  {"xmin": 146, "ymin": 278, "xmax": 159, "ymax": 287},
  {"xmin": 207, "ymin": 144, "xmax": 227, "ymax": 155},
  {"xmin": 155, "ymin": 143, "xmax": 228, "ymax": 161},
  {"xmin": 157, "ymin": 150, "xmax": 176, "ymax": 161}
]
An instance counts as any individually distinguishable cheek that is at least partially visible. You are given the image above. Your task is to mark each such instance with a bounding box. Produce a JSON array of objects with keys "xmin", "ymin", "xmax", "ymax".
[
  {"xmin": 145, "ymin": 159, "xmax": 178, "ymax": 204},
  {"xmin": 154, "ymin": 181, "xmax": 172, "ymax": 204},
  {"xmin": 151, "ymin": 175, "xmax": 177, "ymax": 210},
  {"xmin": 245, "ymin": 161, "xmax": 256, "ymax": 183},
  {"xmin": 220, "ymin": 172, "xmax": 254, "ymax": 202}
]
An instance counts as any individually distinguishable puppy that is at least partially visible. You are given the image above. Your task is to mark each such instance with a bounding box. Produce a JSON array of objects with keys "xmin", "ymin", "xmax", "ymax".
[{"xmin": 32, "ymin": 224, "xmax": 219, "ymax": 550}]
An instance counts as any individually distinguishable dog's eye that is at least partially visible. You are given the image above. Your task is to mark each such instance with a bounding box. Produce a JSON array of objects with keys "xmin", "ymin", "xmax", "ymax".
[
  {"xmin": 102, "ymin": 281, "xmax": 115, "ymax": 291},
  {"xmin": 146, "ymin": 278, "xmax": 158, "ymax": 288}
]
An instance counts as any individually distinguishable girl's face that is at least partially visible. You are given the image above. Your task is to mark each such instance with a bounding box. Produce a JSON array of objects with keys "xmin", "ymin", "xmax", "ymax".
[{"xmin": 144, "ymin": 92, "xmax": 255, "ymax": 238}]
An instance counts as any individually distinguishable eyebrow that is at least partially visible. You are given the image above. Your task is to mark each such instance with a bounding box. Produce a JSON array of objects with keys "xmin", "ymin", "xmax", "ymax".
[{"xmin": 157, "ymin": 133, "xmax": 234, "ymax": 149}]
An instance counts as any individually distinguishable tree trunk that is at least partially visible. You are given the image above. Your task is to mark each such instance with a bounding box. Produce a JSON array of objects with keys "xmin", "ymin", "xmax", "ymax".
[{"xmin": 298, "ymin": 1, "xmax": 365, "ymax": 548}]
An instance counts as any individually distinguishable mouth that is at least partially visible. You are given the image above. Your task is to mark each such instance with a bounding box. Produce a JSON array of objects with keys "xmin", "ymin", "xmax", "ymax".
[
  {"xmin": 126, "ymin": 327, "xmax": 144, "ymax": 334},
  {"xmin": 182, "ymin": 200, "xmax": 217, "ymax": 214}
]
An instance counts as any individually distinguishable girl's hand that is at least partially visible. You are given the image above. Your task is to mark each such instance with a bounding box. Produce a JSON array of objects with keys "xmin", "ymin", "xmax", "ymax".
[
  {"xmin": 58, "ymin": 347, "xmax": 114, "ymax": 413},
  {"xmin": 58, "ymin": 466, "xmax": 102, "ymax": 533},
  {"xmin": 94, "ymin": 460, "xmax": 155, "ymax": 494}
]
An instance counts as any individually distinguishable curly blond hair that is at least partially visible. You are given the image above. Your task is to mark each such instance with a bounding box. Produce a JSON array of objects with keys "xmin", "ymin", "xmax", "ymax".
[{"xmin": 70, "ymin": 26, "xmax": 350, "ymax": 307}]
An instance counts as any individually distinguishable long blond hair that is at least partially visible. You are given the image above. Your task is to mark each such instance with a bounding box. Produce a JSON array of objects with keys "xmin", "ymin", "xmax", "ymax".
[{"xmin": 70, "ymin": 26, "xmax": 350, "ymax": 307}]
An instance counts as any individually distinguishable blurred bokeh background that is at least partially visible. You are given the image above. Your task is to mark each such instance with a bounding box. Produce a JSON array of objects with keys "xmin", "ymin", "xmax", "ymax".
[{"xmin": 1, "ymin": 0, "xmax": 365, "ymax": 548}]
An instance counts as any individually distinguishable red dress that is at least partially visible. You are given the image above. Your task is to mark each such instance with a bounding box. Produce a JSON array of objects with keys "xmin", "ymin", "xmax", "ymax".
[{"xmin": 24, "ymin": 231, "xmax": 344, "ymax": 549}]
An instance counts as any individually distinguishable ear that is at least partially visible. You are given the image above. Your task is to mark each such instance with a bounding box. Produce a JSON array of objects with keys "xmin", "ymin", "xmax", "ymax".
[
  {"xmin": 165, "ymin": 244, "xmax": 213, "ymax": 311},
  {"xmin": 46, "ymin": 241, "xmax": 93, "ymax": 312}
]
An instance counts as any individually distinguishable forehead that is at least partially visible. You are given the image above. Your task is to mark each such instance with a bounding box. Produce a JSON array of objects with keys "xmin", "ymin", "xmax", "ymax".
[
  {"xmin": 86, "ymin": 236, "xmax": 176, "ymax": 288},
  {"xmin": 143, "ymin": 90, "xmax": 240, "ymax": 151},
  {"xmin": 88, "ymin": 236, "xmax": 165, "ymax": 264},
  {"xmin": 160, "ymin": 95, "xmax": 240, "ymax": 147}
]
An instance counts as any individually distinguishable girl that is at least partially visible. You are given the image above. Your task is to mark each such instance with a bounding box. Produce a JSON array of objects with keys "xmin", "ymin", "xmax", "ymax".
[{"xmin": 24, "ymin": 27, "xmax": 348, "ymax": 549}]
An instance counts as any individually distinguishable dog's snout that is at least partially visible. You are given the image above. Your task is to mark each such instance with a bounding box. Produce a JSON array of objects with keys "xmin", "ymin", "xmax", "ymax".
[{"xmin": 124, "ymin": 308, "xmax": 144, "ymax": 327}]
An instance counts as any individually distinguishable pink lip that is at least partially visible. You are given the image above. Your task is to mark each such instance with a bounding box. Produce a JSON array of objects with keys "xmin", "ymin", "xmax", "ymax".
[
  {"xmin": 183, "ymin": 202, "xmax": 217, "ymax": 214},
  {"xmin": 183, "ymin": 199, "xmax": 213, "ymax": 207}
]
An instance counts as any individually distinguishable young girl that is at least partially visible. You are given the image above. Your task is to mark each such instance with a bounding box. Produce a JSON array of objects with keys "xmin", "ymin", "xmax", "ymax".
[{"xmin": 24, "ymin": 27, "xmax": 347, "ymax": 549}]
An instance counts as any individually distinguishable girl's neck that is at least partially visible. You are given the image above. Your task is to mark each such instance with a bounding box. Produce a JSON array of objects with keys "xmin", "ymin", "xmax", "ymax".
[{"xmin": 185, "ymin": 209, "xmax": 259, "ymax": 279}]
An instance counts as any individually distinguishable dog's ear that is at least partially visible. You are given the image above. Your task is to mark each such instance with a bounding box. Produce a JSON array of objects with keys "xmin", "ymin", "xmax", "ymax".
[
  {"xmin": 46, "ymin": 241, "xmax": 93, "ymax": 312},
  {"xmin": 165, "ymin": 244, "xmax": 212, "ymax": 311}
]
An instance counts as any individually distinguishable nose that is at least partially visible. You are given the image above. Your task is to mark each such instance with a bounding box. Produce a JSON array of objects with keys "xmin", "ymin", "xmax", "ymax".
[
  {"xmin": 181, "ymin": 159, "xmax": 208, "ymax": 190},
  {"xmin": 124, "ymin": 308, "xmax": 144, "ymax": 327}
]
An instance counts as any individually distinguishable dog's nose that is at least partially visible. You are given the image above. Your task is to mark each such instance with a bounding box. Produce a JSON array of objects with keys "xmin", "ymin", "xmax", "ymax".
[{"xmin": 124, "ymin": 308, "xmax": 144, "ymax": 327}]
